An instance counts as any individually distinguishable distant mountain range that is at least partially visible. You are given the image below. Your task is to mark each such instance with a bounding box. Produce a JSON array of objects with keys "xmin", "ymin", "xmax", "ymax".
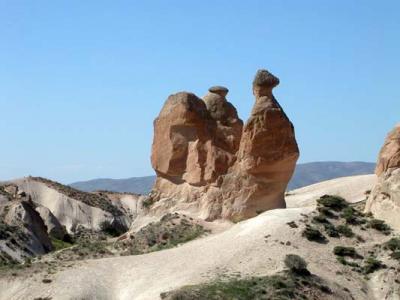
[{"xmin": 70, "ymin": 161, "xmax": 376, "ymax": 194}]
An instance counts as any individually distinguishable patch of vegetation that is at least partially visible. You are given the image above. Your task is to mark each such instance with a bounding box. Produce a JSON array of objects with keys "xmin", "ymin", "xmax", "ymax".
[
  {"xmin": 333, "ymin": 246, "xmax": 362, "ymax": 259},
  {"xmin": 367, "ymin": 219, "xmax": 391, "ymax": 235},
  {"xmin": 337, "ymin": 224, "xmax": 354, "ymax": 238},
  {"xmin": 312, "ymin": 214, "xmax": 330, "ymax": 224},
  {"xmin": 317, "ymin": 195, "xmax": 348, "ymax": 211},
  {"xmin": 160, "ymin": 270, "xmax": 333, "ymax": 300},
  {"xmin": 316, "ymin": 207, "xmax": 337, "ymax": 219},
  {"xmin": 384, "ymin": 237, "xmax": 400, "ymax": 251},
  {"xmin": 390, "ymin": 252, "xmax": 400, "ymax": 260},
  {"xmin": 302, "ymin": 226, "xmax": 327, "ymax": 243},
  {"xmin": 29, "ymin": 177, "xmax": 124, "ymax": 217},
  {"xmin": 119, "ymin": 213, "xmax": 208, "ymax": 255},
  {"xmin": 99, "ymin": 220, "xmax": 126, "ymax": 237},
  {"xmin": 323, "ymin": 223, "xmax": 339, "ymax": 238},
  {"xmin": 51, "ymin": 238, "xmax": 73, "ymax": 251},
  {"xmin": 340, "ymin": 207, "xmax": 366, "ymax": 225},
  {"xmin": 47, "ymin": 228, "xmax": 113, "ymax": 261},
  {"xmin": 286, "ymin": 221, "xmax": 298, "ymax": 228},
  {"xmin": 362, "ymin": 257, "xmax": 385, "ymax": 274},
  {"xmin": 336, "ymin": 256, "xmax": 360, "ymax": 268},
  {"xmin": 284, "ymin": 254, "xmax": 309, "ymax": 275}
]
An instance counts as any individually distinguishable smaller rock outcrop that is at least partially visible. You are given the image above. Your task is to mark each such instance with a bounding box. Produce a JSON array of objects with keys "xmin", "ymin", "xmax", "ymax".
[
  {"xmin": 366, "ymin": 124, "xmax": 400, "ymax": 230},
  {"xmin": 36, "ymin": 206, "xmax": 67, "ymax": 240},
  {"xmin": 1, "ymin": 195, "xmax": 53, "ymax": 263}
]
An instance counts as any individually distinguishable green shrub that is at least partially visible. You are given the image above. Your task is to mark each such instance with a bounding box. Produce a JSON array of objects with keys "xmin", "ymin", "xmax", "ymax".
[
  {"xmin": 333, "ymin": 246, "xmax": 362, "ymax": 259},
  {"xmin": 368, "ymin": 219, "xmax": 391, "ymax": 235},
  {"xmin": 302, "ymin": 226, "xmax": 327, "ymax": 243},
  {"xmin": 362, "ymin": 257, "xmax": 385, "ymax": 274},
  {"xmin": 317, "ymin": 206, "xmax": 338, "ymax": 219},
  {"xmin": 317, "ymin": 195, "xmax": 348, "ymax": 211},
  {"xmin": 340, "ymin": 207, "xmax": 366, "ymax": 225},
  {"xmin": 51, "ymin": 238, "xmax": 73, "ymax": 251},
  {"xmin": 337, "ymin": 225, "xmax": 354, "ymax": 238},
  {"xmin": 323, "ymin": 223, "xmax": 339, "ymax": 238},
  {"xmin": 390, "ymin": 251, "xmax": 400, "ymax": 260},
  {"xmin": 284, "ymin": 254, "xmax": 309, "ymax": 275},
  {"xmin": 385, "ymin": 238, "xmax": 400, "ymax": 251},
  {"xmin": 312, "ymin": 214, "xmax": 330, "ymax": 224}
]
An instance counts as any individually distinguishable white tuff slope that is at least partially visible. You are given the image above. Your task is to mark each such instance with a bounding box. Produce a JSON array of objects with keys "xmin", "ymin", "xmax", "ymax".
[{"xmin": 2, "ymin": 174, "xmax": 391, "ymax": 300}]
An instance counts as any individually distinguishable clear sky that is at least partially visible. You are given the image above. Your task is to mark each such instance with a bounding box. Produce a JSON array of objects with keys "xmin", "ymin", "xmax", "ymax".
[{"xmin": 1, "ymin": 1, "xmax": 399, "ymax": 184}]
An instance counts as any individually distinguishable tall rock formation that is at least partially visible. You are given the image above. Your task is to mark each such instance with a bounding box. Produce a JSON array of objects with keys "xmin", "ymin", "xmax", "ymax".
[
  {"xmin": 149, "ymin": 69, "xmax": 299, "ymax": 221},
  {"xmin": 365, "ymin": 124, "xmax": 400, "ymax": 230}
]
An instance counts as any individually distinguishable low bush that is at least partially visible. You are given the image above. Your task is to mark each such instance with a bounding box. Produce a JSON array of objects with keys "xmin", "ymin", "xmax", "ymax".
[
  {"xmin": 302, "ymin": 226, "xmax": 327, "ymax": 243},
  {"xmin": 317, "ymin": 207, "xmax": 337, "ymax": 219},
  {"xmin": 333, "ymin": 246, "xmax": 362, "ymax": 259},
  {"xmin": 337, "ymin": 225, "xmax": 354, "ymax": 238},
  {"xmin": 51, "ymin": 238, "xmax": 73, "ymax": 251},
  {"xmin": 385, "ymin": 237, "xmax": 400, "ymax": 251},
  {"xmin": 368, "ymin": 219, "xmax": 391, "ymax": 235},
  {"xmin": 323, "ymin": 223, "xmax": 339, "ymax": 238},
  {"xmin": 312, "ymin": 214, "xmax": 330, "ymax": 224},
  {"xmin": 362, "ymin": 257, "xmax": 385, "ymax": 274},
  {"xmin": 390, "ymin": 252, "xmax": 400, "ymax": 260},
  {"xmin": 317, "ymin": 195, "xmax": 348, "ymax": 211},
  {"xmin": 284, "ymin": 254, "xmax": 309, "ymax": 275}
]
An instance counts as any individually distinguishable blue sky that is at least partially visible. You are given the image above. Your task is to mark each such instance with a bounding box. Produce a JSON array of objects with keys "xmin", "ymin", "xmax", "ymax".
[{"xmin": 0, "ymin": 1, "xmax": 399, "ymax": 183}]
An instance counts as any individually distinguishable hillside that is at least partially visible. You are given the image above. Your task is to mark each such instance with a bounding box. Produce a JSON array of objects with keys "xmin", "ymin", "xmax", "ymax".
[
  {"xmin": 69, "ymin": 161, "xmax": 375, "ymax": 194},
  {"xmin": 3, "ymin": 174, "xmax": 399, "ymax": 300}
]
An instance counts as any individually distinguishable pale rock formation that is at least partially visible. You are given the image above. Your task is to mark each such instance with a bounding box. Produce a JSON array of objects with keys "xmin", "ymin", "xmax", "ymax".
[
  {"xmin": 10, "ymin": 177, "xmax": 130, "ymax": 233},
  {"xmin": 366, "ymin": 124, "xmax": 400, "ymax": 230},
  {"xmin": 36, "ymin": 206, "xmax": 67, "ymax": 240},
  {"xmin": 148, "ymin": 69, "xmax": 299, "ymax": 221},
  {"xmin": 0, "ymin": 197, "xmax": 53, "ymax": 262}
]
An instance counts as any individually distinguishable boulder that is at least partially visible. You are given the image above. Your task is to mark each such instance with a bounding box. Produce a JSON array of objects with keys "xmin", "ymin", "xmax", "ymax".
[{"xmin": 366, "ymin": 124, "xmax": 400, "ymax": 230}]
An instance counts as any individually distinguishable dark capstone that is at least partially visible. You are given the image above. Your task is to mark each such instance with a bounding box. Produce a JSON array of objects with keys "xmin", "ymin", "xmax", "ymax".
[
  {"xmin": 253, "ymin": 69, "xmax": 280, "ymax": 88},
  {"xmin": 208, "ymin": 86, "xmax": 229, "ymax": 94}
]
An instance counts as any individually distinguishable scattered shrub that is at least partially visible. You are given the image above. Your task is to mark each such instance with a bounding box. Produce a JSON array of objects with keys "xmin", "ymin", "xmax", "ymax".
[
  {"xmin": 337, "ymin": 225, "xmax": 354, "ymax": 238},
  {"xmin": 390, "ymin": 252, "xmax": 400, "ymax": 260},
  {"xmin": 51, "ymin": 238, "xmax": 73, "ymax": 251},
  {"xmin": 312, "ymin": 214, "xmax": 330, "ymax": 224},
  {"xmin": 317, "ymin": 207, "xmax": 337, "ymax": 219},
  {"xmin": 317, "ymin": 195, "xmax": 348, "ymax": 211},
  {"xmin": 284, "ymin": 254, "xmax": 309, "ymax": 275},
  {"xmin": 384, "ymin": 237, "xmax": 400, "ymax": 251},
  {"xmin": 333, "ymin": 246, "xmax": 362, "ymax": 259},
  {"xmin": 323, "ymin": 223, "xmax": 339, "ymax": 238},
  {"xmin": 340, "ymin": 207, "xmax": 366, "ymax": 225},
  {"xmin": 368, "ymin": 219, "xmax": 391, "ymax": 235},
  {"xmin": 302, "ymin": 226, "xmax": 327, "ymax": 243},
  {"xmin": 362, "ymin": 257, "xmax": 385, "ymax": 274}
]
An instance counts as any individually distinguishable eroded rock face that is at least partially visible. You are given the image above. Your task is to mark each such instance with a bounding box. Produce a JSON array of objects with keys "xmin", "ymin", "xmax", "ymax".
[
  {"xmin": 366, "ymin": 124, "xmax": 400, "ymax": 230},
  {"xmin": 149, "ymin": 69, "xmax": 299, "ymax": 221}
]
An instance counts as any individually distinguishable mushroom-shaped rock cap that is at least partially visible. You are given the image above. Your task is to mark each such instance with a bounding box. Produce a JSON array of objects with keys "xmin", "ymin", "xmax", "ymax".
[
  {"xmin": 208, "ymin": 86, "xmax": 229, "ymax": 97},
  {"xmin": 253, "ymin": 69, "xmax": 280, "ymax": 88}
]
